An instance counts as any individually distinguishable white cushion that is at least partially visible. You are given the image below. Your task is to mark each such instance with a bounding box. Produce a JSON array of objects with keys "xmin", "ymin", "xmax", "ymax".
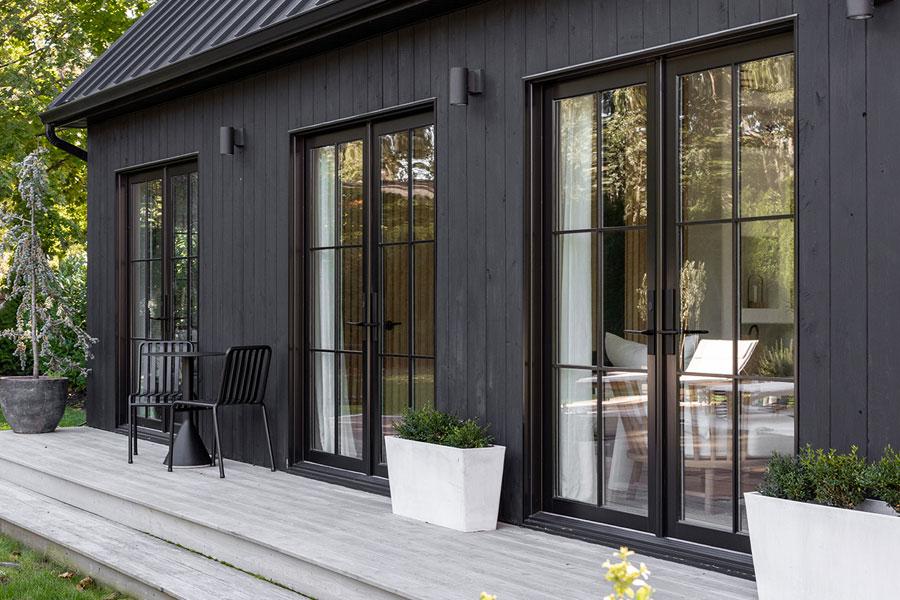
[{"xmin": 605, "ymin": 332, "xmax": 647, "ymax": 369}]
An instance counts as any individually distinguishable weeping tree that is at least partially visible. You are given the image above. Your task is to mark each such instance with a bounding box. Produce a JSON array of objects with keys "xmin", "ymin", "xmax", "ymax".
[{"xmin": 0, "ymin": 149, "xmax": 95, "ymax": 379}]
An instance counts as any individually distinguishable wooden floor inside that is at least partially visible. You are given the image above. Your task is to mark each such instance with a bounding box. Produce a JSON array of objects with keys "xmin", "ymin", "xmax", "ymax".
[{"xmin": 0, "ymin": 428, "xmax": 757, "ymax": 600}]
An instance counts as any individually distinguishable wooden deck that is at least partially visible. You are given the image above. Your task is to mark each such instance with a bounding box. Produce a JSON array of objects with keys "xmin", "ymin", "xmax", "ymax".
[{"xmin": 0, "ymin": 428, "xmax": 757, "ymax": 600}]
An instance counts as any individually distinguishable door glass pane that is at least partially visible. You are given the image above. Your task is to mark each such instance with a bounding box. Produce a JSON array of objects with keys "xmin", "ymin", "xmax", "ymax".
[
  {"xmin": 310, "ymin": 146, "xmax": 336, "ymax": 247},
  {"xmin": 131, "ymin": 179, "xmax": 162, "ymax": 260},
  {"xmin": 679, "ymin": 67, "xmax": 733, "ymax": 221},
  {"xmin": 382, "ymin": 245, "xmax": 409, "ymax": 355},
  {"xmin": 739, "ymin": 54, "xmax": 795, "ymax": 218},
  {"xmin": 680, "ymin": 223, "xmax": 733, "ymax": 373},
  {"xmin": 413, "ymin": 242, "xmax": 435, "ymax": 356},
  {"xmin": 339, "ymin": 354, "xmax": 364, "ymax": 459},
  {"xmin": 557, "ymin": 232, "xmax": 597, "ymax": 367},
  {"xmin": 557, "ymin": 94, "xmax": 597, "ymax": 230},
  {"xmin": 381, "ymin": 131, "xmax": 409, "ymax": 243},
  {"xmin": 414, "ymin": 358, "xmax": 435, "ymax": 410},
  {"xmin": 339, "ymin": 141, "xmax": 364, "ymax": 245},
  {"xmin": 412, "ymin": 126, "xmax": 436, "ymax": 240},
  {"xmin": 602, "ymin": 85, "xmax": 647, "ymax": 227},
  {"xmin": 740, "ymin": 219, "xmax": 795, "ymax": 377},
  {"xmin": 739, "ymin": 379, "xmax": 795, "ymax": 531},
  {"xmin": 602, "ymin": 372, "xmax": 648, "ymax": 515},
  {"xmin": 680, "ymin": 379, "xmax": 733, "ymax": 529},
  {"xmin": 603, "ymin": 230, "xmax": 648, "ymax": 354},
  {"xmin": 311, "ymin": 351, "xmax": 335, "ymax": 454},
  {"xmin": 557, "ymin": 368, "xmax": 597, "ymax": 503},
  {"xmin": 382, "ymin": 356, "xmax": 409, "ymax": 455},
  {"xmin": 340, "ymin": 248, "xmax": 364, "ymax": 352},
  {"xmin": 309, "ymin": 249, "xmax": 336, "ymax": 350}
]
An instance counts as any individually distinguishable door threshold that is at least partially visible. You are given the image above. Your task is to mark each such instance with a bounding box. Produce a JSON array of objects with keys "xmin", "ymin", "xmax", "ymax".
[
  {"xmin": 524, "ymin": 511, "xmax": 754, "ymax": 580},
  {"xmin": 286, "ymin": 461, "xmax": 390, "ymax": 497}
]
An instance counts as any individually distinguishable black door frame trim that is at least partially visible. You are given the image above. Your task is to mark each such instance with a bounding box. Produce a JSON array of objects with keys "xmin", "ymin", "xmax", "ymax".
[
  {"xmin": 523, "ymin": 19, "xmax": 797, "ymax": 579},
  {"xmin": 289, "ymin": 104, "xmax": 437, "ymax": 487}
]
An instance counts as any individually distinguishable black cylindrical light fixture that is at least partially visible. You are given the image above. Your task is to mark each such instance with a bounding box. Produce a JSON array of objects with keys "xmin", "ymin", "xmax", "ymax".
[
  {"xmin": 847, "ymin": 0, "xmax": 875, "ymax": 18},
  {"xmin": 220, "ymin": 126, "xmax": 245, "ymax": 155},
  {"xmin": 450, "ymin": 67, "xmax": 469, "ymax": 106},
  {"xmin": 220, "ymin": 126, "xmax": 235, "ymax": 155}
]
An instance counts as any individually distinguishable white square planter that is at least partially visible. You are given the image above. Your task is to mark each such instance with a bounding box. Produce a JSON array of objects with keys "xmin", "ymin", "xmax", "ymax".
[
  {"xmin": 385, "ymin": 436, "xmax": 506, "ymax": 532},
  {"xmin": 744, "ymin": 492, "xmax": 900, "ymax": 599}
]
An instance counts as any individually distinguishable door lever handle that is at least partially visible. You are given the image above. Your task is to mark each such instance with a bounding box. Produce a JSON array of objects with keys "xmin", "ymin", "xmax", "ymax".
[
  {"xmin": 658, "ymin": 328, "xmax": 710, "ymax": 336},
  {"xmin": 345, "ymin": 320, "xmax": 378, "ymax": 327},
  {"xmin": 624, "ymin": 328, "xmax": 655, "ymax": 336}
]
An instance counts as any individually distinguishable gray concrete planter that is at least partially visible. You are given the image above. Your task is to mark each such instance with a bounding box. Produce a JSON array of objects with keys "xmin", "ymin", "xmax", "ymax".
[{"xmin": 0, "ymin": 376, "xmax": 68, "ymax": 434}]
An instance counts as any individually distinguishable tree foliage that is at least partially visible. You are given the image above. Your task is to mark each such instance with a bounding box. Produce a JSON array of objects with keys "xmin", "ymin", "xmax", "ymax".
[
  {"xmin": 0, "ymin": 0, "xmax": 151, "ymax": 379},
  {"xmin": 0, "ymin": 1, "xmax": 151, "ymax": 255}
]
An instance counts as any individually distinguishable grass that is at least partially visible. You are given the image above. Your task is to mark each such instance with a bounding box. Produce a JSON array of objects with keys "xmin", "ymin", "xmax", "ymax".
[
  {"xmin": 0, "ymin": 405, "xmax": 86, "ymax": 432},
  {"xmin": 0, "ymin": 534, "xmax": 125, "ymax": 599}
]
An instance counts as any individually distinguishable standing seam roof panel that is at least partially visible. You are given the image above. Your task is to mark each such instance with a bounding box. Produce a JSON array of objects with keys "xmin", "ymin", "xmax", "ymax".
[{"xmin": 49, "ymin": 0, "xmax": 333, "ymax": 108}]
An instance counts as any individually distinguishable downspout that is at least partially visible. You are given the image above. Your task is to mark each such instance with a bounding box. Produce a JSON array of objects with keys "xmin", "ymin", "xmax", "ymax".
[{"xmin": 45, "ymin": 124, "xmax": 87, "ymax": 162}]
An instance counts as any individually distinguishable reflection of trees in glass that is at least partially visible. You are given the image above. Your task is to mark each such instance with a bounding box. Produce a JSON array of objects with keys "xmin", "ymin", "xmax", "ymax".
[
  {"xmin": 739, "ymin": 54, "xmax": 794, "ymax": 218},
  {"xmin": 680, "ymin": 260, "xmax": 707, "ymax": 331},
  {"xmin": 741, "ymin": 220, "xmax": 794, "ymax": 311},
  {"xmin": 602, "ymin": 86, "xmax": 647, "ymax": 226},
  {"xmin": 680, "ymin": 68, "xmax": 732, "ymax": 221},
  {"xmin": 758, "ymin": 338, "xmax": 793, "ymax": 378}
]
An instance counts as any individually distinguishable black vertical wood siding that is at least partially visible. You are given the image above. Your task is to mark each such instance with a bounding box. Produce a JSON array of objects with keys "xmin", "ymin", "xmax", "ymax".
[{"xmin": 85, "ymin": 0, "xmax": 900, "ymax": 525}]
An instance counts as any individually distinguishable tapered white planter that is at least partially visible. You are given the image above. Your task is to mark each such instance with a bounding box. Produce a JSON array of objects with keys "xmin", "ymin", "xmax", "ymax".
[
  {"xmin": 385, "ymin": 436, "xmax": 506, "ymax": 532},
  {"xmin": 744, "ymin": 492, "xmax": 900, "ymax": 599}
]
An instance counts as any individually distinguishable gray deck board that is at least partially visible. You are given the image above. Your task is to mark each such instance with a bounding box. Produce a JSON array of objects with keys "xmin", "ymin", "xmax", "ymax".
[
  {"xmin": 0, "ymin": 480, "xmax": 305, "ymax": 599},
  {"xmin": 0, "ymin": 428, "xmax": 758, "ymax": 600}
]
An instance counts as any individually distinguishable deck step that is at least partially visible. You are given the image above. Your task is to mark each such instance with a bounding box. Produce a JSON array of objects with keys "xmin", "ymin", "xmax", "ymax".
[{"xmin": 0, "ymin": 480, "xmax": 305, "ymax": 600}]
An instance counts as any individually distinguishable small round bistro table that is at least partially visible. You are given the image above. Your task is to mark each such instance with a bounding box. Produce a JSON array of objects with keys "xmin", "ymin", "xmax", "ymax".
[{"xmin": 147, "ymin": 350, "xmax": 224, "ymax": 467}]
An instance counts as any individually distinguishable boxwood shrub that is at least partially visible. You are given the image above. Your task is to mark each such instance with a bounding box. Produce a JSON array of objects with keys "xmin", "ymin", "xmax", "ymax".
[
  {"xmin": 393, "ymin": 407, "xmax": 493, "ymax": 449},
  {"xmin": 760, "ymin": 444, "xmax": 900, "ymax": 512}
]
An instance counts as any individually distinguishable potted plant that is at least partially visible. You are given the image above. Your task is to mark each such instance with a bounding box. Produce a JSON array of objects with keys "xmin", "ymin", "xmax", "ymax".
[
  {"xmin": 0, "ymin": 149, "xmax": 95, "ymax": 433},
  {"xmin": 385, "ymin": 407, "xmax": 505, "ymax": 532},
  {"xmin": 745, "ymin": 445, "xmax": 899, "ymax": 599}
]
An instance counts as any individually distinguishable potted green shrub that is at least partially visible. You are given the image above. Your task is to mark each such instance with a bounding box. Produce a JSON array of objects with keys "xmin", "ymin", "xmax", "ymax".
[
  {"xmin": 0, "ymin": 150, "xmax": 95, "ymax": 433},
  {"xmin": 385, "ymin": 407, "xmax": 505, "ymax": 532},
  {"xmin": 745, "ymin": 445, "xmax": 899, "ymax": 599}
]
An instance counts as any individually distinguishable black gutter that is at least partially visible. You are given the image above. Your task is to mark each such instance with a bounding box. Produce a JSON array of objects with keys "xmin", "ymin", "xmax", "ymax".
[{"xmin": 45, "ymin": 124, "xmax": 88, "ymax": 162}]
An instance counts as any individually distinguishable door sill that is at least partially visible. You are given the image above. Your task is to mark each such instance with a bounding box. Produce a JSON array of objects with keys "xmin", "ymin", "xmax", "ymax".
[
  {"xmin": 286, "ymin": 461, "xmax": 390, "ymax": 497},
  {"xmin": 524, "ymin": 511, "xmax": 754, "ymax": 580}
]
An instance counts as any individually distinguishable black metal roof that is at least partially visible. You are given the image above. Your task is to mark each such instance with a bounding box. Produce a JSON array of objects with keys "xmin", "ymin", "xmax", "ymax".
[
  {"xmin": 49, "ymin": 0, "xmax": 330, "ymax": 110},
  {"xmin": 42, "ymin": 0, "xmax": 465, "ymax": 127}
]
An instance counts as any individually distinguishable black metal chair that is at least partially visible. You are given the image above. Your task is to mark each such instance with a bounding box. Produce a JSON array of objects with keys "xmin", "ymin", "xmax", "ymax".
[
  {"xmin": 170, "ymin": 345, "xmax": 274, "ymax": 478},
  {"xmin": 128, "ymin": 340, "xmax": 195, "ymax": 464}
]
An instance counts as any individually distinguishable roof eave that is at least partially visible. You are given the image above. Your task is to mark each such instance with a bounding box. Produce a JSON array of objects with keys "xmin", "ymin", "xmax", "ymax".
[{"xmin": 41, "ymin": 0, "xmax": 467, "ymax": 127}]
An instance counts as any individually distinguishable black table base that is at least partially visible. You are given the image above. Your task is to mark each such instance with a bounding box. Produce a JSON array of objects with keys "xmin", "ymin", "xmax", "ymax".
[{"xmin": 163, "ymin": 414, "xmax": 212, "ymax": 468}]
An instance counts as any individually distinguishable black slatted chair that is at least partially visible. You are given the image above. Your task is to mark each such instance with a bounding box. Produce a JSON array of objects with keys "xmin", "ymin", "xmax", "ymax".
[
  {"xmin": 171, "ymin": 345, "xmax": 274, "ymax": 478},
  {"xmin": 128, "ymin": 340, "xmax": 195, "ymax": 464}
]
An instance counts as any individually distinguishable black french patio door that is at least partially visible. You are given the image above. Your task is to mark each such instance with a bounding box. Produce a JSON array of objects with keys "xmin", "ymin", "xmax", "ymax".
[
  {"xmin": 302, "ymin": 112, "xmax": 436, "ymax": 477},
  {"xmin": 541, "ymin": 33, "xmax": 796, "ymax": 552},
  {"xmin": 125, "ymin": 161, "xmax": 199, "ymax": 430}
]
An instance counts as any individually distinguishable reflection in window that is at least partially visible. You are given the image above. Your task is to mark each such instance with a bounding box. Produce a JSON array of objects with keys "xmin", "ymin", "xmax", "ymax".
[
  {"xmin": 677, "ymin": 54, "xmax": 796, "ymax": 532},
  {"xmin": 554, "ymin": 86, "xmax": 649, "ymax": 516}
]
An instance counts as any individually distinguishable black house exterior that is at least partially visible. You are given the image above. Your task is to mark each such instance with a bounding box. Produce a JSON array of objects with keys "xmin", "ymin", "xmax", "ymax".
[{"xmin": 41, "ymin": 0, "xmax": 900, "ymax": 576}]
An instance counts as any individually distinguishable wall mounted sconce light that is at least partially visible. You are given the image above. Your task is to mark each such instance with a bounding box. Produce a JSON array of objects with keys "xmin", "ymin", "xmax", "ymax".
[
  {"xmin": 847, "ymin": 0, "xmax": 894, "ymax": 19},
  {"xmin": 450, "ymin": 67, "xmax": 484, "ymax": 106},
  {"xmin": 219, "ymin": 126, "xmax": 244, "ymax": 155}
]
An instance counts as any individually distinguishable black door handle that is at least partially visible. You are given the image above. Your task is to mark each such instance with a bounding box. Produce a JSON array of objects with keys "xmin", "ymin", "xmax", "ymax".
[
  {"xmin": 345, "ymin": 320, "xmax": 378, "ymax": 327},
  {"xmin": 658, "ymin": 328, "xmax": 709, "ymax": 336},
  {"xmin": 624, "ymin": 328, "xmax": 655, "ymax": 336},
  {"xmin": 383, "ymin": 320, "xmax": 402, "ymax": 331}
]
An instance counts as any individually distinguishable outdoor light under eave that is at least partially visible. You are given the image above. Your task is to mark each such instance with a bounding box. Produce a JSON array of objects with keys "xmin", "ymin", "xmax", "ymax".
[
  {"xmin": 847, "ymin": 0, "xmax": 894, "ymax": 19},
  {"xmin": 220, "ymin": 126, "xmax": 244, "ymax": 155}
]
